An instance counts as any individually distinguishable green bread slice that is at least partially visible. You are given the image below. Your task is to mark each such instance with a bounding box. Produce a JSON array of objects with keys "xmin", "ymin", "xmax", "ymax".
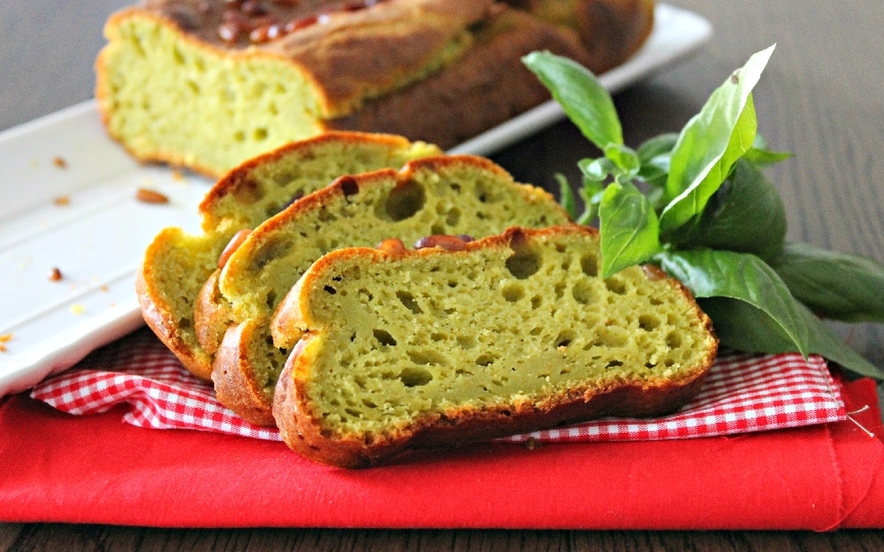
[{"xmin": 271, "ymin": 225, "xmax": 719, "ymax": 468}]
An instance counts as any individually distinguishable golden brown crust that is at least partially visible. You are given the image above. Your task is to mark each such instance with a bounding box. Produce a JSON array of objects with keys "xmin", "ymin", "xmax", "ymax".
[
  {"xmin": 272, "ymin": 225, "xmax": 718, "ymax": 468},
  {"xmin": 212, "ymin": 320, "xmax": 277, "ymax": 426},
  {"xmin": 193, "ymin": 269, "xmax": 230, "ymax": 355}
]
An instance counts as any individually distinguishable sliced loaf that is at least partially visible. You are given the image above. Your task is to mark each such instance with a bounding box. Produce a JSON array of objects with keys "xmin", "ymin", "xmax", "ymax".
[
  {"xmin": 203, "ymin": 155, "xmax": 570, "ymax": 424},
  {"xmin": 137, "ymin": 132, "xmax": 439, "ymax": 379},
  {"xmin": 272, "ymin": 225, "xmax": 718, "ymax": 467}
]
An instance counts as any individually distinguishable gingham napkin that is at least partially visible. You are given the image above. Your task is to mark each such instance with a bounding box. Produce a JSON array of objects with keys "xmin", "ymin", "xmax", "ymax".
[{"xmin": 31, "ymin": 328, "xmax": 845, "ymax": 443}]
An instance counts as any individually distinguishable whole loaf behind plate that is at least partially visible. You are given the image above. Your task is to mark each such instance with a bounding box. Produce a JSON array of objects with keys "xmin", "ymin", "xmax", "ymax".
[{"xmin": 95, "ymin": 0, "xmax": 652, "ymax": 177}]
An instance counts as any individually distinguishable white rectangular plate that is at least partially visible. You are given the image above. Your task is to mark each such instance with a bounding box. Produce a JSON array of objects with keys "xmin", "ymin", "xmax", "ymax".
[{"xmin": 0, "ymin": 3, "xmax": 711, "ymax": 397}]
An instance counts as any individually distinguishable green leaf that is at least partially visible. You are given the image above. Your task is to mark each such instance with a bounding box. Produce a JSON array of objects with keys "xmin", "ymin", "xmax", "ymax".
[
  {"xmin": 700, "ymin": 297, "xmax": 884, "ymax": 379},
  {"xmin": 637, "ymin": 133, "xmax": 678, "ymax": 189},
  {"xmin": 603, "ymin": 143, "xmax": 640, "ymax": 175},
  {"xmin": 577, "ymin": 179, "xmax": 604, "ymax": 225},
  {"xmin": 671, "ymin": 159, "xmax": 787, "ymax": 260},
  {"xmin": 744, "ymin": 134, "xmax": 794, "ymax": 167},
  {"xmin": 579, "ymin": 157, "xmax": 617, "ymax": 182},
  {"xmin": 522, "ymin": 51, "xmax": 623, "ymax": 150},
  {"xmin": 771, "ymin": 242, "xmax": 884, "ymax": 322},
  {"xmin": 655, "ymin": 248, "xmax": 811, "ymax": 356},
  {"xmin": 556, "ymin": 173, "xmax": 578, "ymax": 220},
  {"xmin": 599, "ymin": 181, "xmax": 661, "ymax": 277},
  {"xmin": 660, "ymin": 44, "xmax": 776, "ymax": 232}
]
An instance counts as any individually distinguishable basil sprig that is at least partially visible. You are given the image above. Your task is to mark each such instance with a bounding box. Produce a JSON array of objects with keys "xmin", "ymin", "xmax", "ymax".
[{"xmin": 522, "ymin": 47, "xmax": 884, "ymax": 379}]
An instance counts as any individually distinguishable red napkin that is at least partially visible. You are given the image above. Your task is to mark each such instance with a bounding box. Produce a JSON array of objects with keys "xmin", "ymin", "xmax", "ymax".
[{"xmin": 1, "ymin": 335, "xmax": 883, "ymax": 529}]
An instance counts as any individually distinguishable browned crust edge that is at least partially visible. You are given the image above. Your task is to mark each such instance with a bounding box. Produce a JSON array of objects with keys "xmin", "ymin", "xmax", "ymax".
[{"xmin": 212, "ymin": 320, "xmax": 277, "ymax": 426}]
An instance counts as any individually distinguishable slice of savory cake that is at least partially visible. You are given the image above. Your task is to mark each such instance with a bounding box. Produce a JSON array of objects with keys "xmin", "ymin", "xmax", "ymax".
[{"xmin": 271, "ymin": 225, "xmax": 718, "ymax": 467}]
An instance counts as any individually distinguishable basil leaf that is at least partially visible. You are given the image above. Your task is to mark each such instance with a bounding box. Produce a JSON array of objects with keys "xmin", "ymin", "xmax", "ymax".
[
  {"xmin": 745, "ymin": 134, "xmax": 793, "ymax": 167},
  {"xmin": 700, "ymin": 297, "xmax": 884, "ymax": 379},
  {"xmin": 672, "ymin": 159, "xmax": 787, "ymax": 260},
  {"xmin": 637, "ymin": 133, "xmax": 678, "ymax": 189},
  {"xmin": 655, "ymin": 248, "xmax": 811, "ymax": 356},
  {"xmin": 771, "ymin": 242, "xmax": 884, "ymax": 322},
  {"xmin": 599, "ymin": 181, "xmax": 661, "ymax": 277},
  {"xmin": 660, "ymin": 44, "xmax": 776, "ymax": 232},
  {"xmin": 577, "ymin": 179, "xmax": 604, "ymax": 225},
  {"xmin": 743, "ymin": 147, "xmax": 793, "ymax": 167},
  {"xmin": 579, "ymin": 157, "xmax": 617, "ymax": 182},
  {"xmin": 603, "ymin": 143, "xmax": 641, "ymax": 176},
  {"xmin": 522, "ymin": 51, "xmax": 623, "ymax": 150},
  {"xmin": 556, "ymin": 173, "xmax": 578, "ymax": 220}
]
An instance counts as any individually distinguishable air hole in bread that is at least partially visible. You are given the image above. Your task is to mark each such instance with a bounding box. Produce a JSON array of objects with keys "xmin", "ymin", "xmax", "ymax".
[
  {"xmin": 555, "ymin": 330, "xmax": 575, "ymax": 348},
  {"xmin": 554, "ymin": 282, "xmax": 565, "ymax": 299},
  {"xmin": 605, "ymin": 277, "xmax": 627, "ymax": 295},
  {"xmin": 666, "ymin": 332, "xmax": 683, "ymax": 349},
  {"xmin": 399, "ymin": 367, "xmax": 433, "ymax": 387},
  {"xmin": 373, "ymin": 329, "xmax": 397, "ymax": 347},
  {"xmin": 501, "ymin": 282, "xmax": 525, "ymax": 302},
  {"xmin": 254, "ymin": 128, "xmax": 268, "ymax": 141},
  {"xmin": 233, "ymin": 179, "xmax": 263, "ymax": 204},
  {"xmin": 446, "ymin": 208, "xmax": 461, "ymax": 226},
  {"xmin": 338, "ymin": 176, "xmax": 359, "ymax": 198},
  {"xmin": 475, "ymin": 353, "xmax": 496, "ymax": 366},
  {"xmin": 396, "ymin": 291, "xmax": 422, "ymax": 314},
  {"xmin": 581, "ymin": 253, "xmax": 599, "ymax": 277},
  {"xmin": 265, "ymin": 290, "xmax": 277, "ymax": 309},
  {"xmin": 530, "ymin": 295, "xmax": 543, "ymax": 310},
  {"xmin": 639, "ymin": 314, "xmax": 661, "ymax": 331},
  {"xmin": 505, "ymin": 247, "xmax": 541, "ymax": 280},
  {"xmin": 323, "ymin": 285, "xmax": 336, "ymax": 295},
  {"xmin": 384, "ymin": 180, "xmax": 426, "ymax": 221},
  {"xmin": 571, "ymin": 280, "xmax": 594, "ymax": 304}
]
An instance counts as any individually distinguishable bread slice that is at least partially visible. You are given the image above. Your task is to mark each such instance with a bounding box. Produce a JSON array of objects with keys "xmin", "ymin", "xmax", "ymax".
[
  {"xmin": 136, "ymin": 132, "xmax": 440, "ymax": 380},
  {"xmin": 95, "ymin": 0, "xmax": 619, "ymax": 177},
  {"xmin": 272, "ymin": 225, "xmax": 718, "ymax": 467},
  {"xmin": 202, "ymin": 155, "xmax": 570, "ymax": 425}
]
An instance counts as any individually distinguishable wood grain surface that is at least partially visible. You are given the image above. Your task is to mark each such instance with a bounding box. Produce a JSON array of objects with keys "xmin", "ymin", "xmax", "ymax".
[{"xmin": 2, "ymin": 0, "xmax": 883, "ymax": 549}]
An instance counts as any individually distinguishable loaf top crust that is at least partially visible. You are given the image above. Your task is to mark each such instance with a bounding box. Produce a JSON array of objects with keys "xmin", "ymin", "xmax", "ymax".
[
  {"xmin": 272, "ymin": 225, "xmax": 718, "ymax": 467},
  {"xmin": 111, "ymin": 0, "xmax": 497, "ymax": 118}
]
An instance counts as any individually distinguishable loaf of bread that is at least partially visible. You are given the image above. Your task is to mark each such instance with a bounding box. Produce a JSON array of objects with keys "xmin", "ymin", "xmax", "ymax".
[
  {"xmin": 272, "ymin": 225, "xmax": 718, "ymax": 467},
  {"xmin": 137, "ymin": 132, "xmax": 440, "ymax": 380},
  {"xmin": 201, "ymin": 154, "xmax": 570, "ymax": 424},
  {"xmin": 96, "ymin": 0, "xmax": 653, "ymax": 177}
]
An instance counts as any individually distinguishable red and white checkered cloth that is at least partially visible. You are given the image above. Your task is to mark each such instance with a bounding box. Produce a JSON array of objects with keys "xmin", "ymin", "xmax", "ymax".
[{"xmin": 31, "ymin": 328, "xmax": 846, "ymax": 443}]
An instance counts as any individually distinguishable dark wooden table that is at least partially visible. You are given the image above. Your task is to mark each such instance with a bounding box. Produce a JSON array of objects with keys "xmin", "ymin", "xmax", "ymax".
[{"xmin": 2, "ymin": 0, "xmax": 883, "ymax": 549}]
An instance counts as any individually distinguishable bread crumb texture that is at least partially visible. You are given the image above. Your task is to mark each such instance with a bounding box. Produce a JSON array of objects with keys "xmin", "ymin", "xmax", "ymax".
[{"xmin": 297, "ymin": 228, "xmax": 714, "ymax": 438}]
